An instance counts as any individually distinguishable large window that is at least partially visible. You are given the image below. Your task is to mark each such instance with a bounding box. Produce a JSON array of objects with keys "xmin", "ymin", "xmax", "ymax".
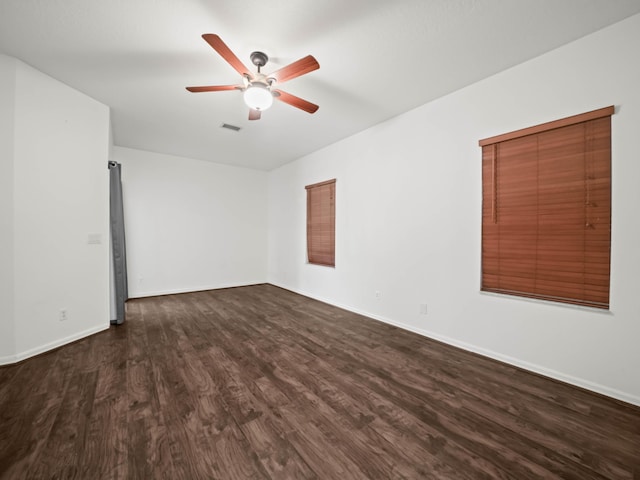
[
  {"xmin": 480, "ymin": 106, "xmax": 613, "ymax": 309},
  {"xmin": 306, "ymin": 179, "xmax": 336, "ymax": 266}
]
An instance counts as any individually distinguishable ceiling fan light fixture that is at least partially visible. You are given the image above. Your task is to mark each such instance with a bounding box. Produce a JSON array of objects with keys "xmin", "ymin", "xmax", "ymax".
[{"xmin": 243, "ymin": 83, "xmax": 273, "ymax": 111}]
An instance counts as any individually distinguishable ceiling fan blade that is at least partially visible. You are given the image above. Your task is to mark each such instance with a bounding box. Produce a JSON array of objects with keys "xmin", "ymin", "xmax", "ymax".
[
  {"xmin": 273, "ymin": 90, "xmax": 319, "ymax": 114},
  {"xmin": 248, "ymin": 109, "xmax": 262, "ymax": 121},
  {"xmin": 202, "ymin": 34, "xmax": 253, "ymax": 79},
  {"xmin": 268, "ymin": 55, "xmax": 319, "ymax": 84},
  {"xmin": 186, "ymin": 85, "xmax": 241, "ymax": 93}
]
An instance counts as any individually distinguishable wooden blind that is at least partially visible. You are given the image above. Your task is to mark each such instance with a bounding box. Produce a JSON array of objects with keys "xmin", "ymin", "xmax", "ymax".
[
  {"xmin": 306, "ymin": 179, "xmax": 336, "ymax": 266},
  {"xmin": 480, "ymin": 106, "xmax": 613, "ymax": 309}
]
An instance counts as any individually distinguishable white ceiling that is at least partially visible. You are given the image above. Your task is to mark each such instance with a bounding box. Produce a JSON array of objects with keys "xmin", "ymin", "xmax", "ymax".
[{"xmin": 1, "ymin": 0, "xmax": 639, "ymax": 171}]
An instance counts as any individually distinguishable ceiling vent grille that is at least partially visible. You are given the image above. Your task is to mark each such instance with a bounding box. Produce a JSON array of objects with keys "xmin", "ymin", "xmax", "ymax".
[{"xmin": 221, "ymin": 123, "xmax": 241, "ymax": 132}]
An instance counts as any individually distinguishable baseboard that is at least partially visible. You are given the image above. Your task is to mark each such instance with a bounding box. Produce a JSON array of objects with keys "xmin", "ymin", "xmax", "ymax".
[
  {"xmin": 0, "ymin": 353, "xmax": 17, "ymax": 365},
  {"xmin": 128, "ymin": 281, "xmax": 267, "ymax": 299},
  {"xmin": 0, "ymin": 324, "xmax": 109, "ymax": 366},
  {"xmin": 270, "ymin": 282, "xmax": 640, "ymax": 408}
]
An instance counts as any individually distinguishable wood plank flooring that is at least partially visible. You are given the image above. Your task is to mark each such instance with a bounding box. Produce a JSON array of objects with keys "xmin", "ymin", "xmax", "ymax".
[{"xmin": 1, "ymin": 284, "xmax": 639, "ymax": 479}]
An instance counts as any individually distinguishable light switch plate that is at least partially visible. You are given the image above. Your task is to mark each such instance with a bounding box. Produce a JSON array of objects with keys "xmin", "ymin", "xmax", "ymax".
[{"xmin": 87, "ymin": 233, "xmax": 102, "ymax": 244}]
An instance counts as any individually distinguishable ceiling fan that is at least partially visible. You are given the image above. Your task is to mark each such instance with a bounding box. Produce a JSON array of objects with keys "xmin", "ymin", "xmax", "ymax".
[{"xmin": 186, "ymin": 34, "xmax": 320, "ymax": 121}]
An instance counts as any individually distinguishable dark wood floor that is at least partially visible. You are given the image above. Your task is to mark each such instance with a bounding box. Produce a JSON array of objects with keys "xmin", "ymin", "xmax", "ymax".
[{"xmin": 1, "ymin": 284, "xmax": 639, "ymax": 479}]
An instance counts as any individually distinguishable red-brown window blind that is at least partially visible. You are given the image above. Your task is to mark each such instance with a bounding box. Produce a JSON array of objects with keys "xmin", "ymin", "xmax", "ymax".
[
  {"xmin": 479, "ymin": 106, "xmax": 613, "ymax": 309},
  {"xmin": 306, "ymin": 179, "xmax": 336, "ymax": 267}
]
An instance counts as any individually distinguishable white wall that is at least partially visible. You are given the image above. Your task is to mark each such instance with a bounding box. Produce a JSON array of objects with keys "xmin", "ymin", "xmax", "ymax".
[
  {"xmin": 112, "ymin": 146, "xmax": 268, "ymax": 298},
  {"xmin": 0, "ymin": 55, "xmax": 16, "ymax": 361},
  {"xmin": 0, "ymin": 57, "xmax": 110, "ymax": 363},
  {"xmin": 268, "ymin": 14, "xmax": 640, "ymax": 405}
]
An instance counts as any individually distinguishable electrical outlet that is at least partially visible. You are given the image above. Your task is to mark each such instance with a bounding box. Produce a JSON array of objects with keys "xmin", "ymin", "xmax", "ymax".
[
  {"xmin": 375, "ymin": 291, "xmax": 381, "ymax": 299},
  {"xmin": 59, "ymin": 309, "xmax": 68, "ymax": 322},
  {"xmin": 419, "ymin": 304, "xmax": 428, "ymax": 315}
]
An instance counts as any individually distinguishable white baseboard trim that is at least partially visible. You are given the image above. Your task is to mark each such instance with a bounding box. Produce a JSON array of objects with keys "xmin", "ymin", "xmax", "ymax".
[
  {"xmin": 129, "ymin": 281, "xmax": 267, "ymax": 299},
  {"xmin": 0, "ymin": 353, "xmax": 19, "ymax": 365},
  {"xmin": 271, "ymin": 282, "xmax": 640, "ymax": 408},
  {"xmin": 0, "ymin": 324, "xmax": 110, "ymax": 366}
]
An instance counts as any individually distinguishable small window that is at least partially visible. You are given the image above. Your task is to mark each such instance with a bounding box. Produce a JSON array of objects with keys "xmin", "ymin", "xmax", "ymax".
[
  {"xmin": 479, "ymin": 106, "xmax": 613, "ymax": 309},
  {"xmin": 306, "ymin": 179, "xmax": 336, "ymax": 266}
]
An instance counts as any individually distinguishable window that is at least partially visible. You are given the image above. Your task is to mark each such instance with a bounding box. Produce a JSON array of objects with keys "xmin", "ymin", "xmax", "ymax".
[
  {"xmin": 306, "ymin": 179, "xmax": 336, "ymax": 266},
  {"xmin": 480, "ymin": 106, "xmax": 613, "ymax": 309}
]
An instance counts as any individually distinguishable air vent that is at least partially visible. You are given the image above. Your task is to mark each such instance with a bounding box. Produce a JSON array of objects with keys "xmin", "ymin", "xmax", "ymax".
[{"xmin": 221, "ymin": 123, "xmax": 241, "ymax": 132}]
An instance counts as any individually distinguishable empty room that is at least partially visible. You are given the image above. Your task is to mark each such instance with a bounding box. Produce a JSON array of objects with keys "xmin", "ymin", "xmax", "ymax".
[{"xmin": 1, "ymin": 1, "xmax": 640, "ymax": 478}]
